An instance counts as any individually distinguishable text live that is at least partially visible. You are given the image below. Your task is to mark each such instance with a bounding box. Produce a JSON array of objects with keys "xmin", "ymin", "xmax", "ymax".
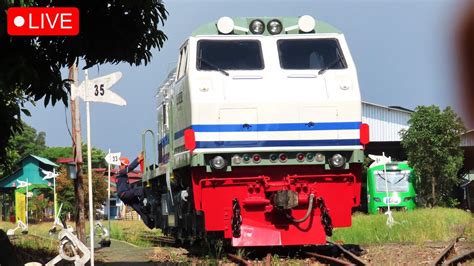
[{"xmin": 7, "ymin": 7, "xmax": 79, "ymax": 36}]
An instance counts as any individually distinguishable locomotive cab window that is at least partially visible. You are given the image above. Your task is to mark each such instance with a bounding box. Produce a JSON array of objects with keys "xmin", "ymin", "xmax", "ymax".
[
  {"xmin": 278, "ymin": 39, "xmax": 347, "ymax": 70},
  {"xmin": 177, "ymin": 45, "xmax": 188, "ymax": 80},
  {"xmin": 374, "ymin": 170, "xmax": 410, "ymax": 192},
  {"xmin": 197, "ymin": 40, "xmax": 264, "ymax": 70}
]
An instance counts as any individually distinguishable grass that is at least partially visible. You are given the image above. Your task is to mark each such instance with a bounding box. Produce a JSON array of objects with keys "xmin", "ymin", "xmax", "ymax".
[
  {"xmin": 1, "ymin": 207, "xmax": 472, "ymax": 254},
  {"xmin": 108, "ymin": 220, "xmax": 162, "ymax": 247},
  {"xmin": 331, "ymin": 207, "xmax": 473, "ymax": 245},
  {"xmin": 0, "ymin": 219, "xmax": 161, "ymax": 248}
]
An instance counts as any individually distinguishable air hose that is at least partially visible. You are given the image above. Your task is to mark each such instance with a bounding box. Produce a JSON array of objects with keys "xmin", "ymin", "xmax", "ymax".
[{"xmin": 286, "ymin": 193, "xmax": 315, "ymax": 223}]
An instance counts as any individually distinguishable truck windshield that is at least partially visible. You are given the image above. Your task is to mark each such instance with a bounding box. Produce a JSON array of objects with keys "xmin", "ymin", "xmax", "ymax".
[
  {"xmin": 375, "ymin": 170, "xmax": 410, "ymax": 192},
  {"xmin": 197, "ymin": 40, "xmax": 264, "ymax": 71},
  {"xmin": 277, "ymin": 39, "xmax": 347, "ymax": 70}
]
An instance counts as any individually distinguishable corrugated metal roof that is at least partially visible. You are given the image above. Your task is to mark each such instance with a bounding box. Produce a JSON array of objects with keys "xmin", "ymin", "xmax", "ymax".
[
  {"xmin": 362, "ymin": 101, "xmax": 412, "ymax": 142},
  {"xmin": 30, "ymin": 154, "xmax": 58, "ymax": 167}
]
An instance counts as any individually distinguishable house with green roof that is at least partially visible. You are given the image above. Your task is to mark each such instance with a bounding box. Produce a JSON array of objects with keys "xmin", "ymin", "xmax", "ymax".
[{"xmin": 0, "ymin": 155, "xmax": 57, "ymax": 222}]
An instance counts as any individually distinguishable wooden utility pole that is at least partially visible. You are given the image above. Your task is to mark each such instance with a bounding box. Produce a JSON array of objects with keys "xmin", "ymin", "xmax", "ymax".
[{"xmin": 68, "ymin": 63, "xmax": 86, "ymax": 243}]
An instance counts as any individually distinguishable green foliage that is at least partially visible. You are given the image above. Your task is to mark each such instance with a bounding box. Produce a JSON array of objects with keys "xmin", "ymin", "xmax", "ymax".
[
  {"xmin": 400, "ymin": 105, "xmax": 465, "ymax": 206},
  {"xmin": 56, "ymin": 166, "xmax": 108, "ymax": 217},
  {"xmin": 29, "ymin": 189, "xmax": 53, "ymax": 222},
  {"xmin": 40, "ymin": 145, "xmax": 107, "ymax": 169},
  {"xmin": 331, "ymin": 208, "xmax": 473, "ymax": 244},
  {"xmin": 1, "ymin": 122, "xmax": 47, "ymax": 175},
  {"xmin": 0, "ymin": 0, "xmax": 168, "ymax": 168},
  {"xmin": 39, "ymin": 147, "xmax": 73, "ymax": 162}
]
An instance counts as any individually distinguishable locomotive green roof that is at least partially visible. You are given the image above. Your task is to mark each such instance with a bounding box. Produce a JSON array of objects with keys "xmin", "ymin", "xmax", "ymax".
[{"xmin": 192, "ymin": 16, "xmax": 342, "ymax": 36}]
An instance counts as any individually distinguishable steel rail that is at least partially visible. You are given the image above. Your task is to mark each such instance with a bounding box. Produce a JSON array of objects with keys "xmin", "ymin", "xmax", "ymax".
[
  {"xmin": 333, "ymin": 243, "xmax": 368, "ymax": 266},
  {"xmin": 442, "ymin": 250, "xmax": 474, "ymax": 265},
  {"xmin": 140, "ymin": 234, "xmax": 176, "ymax": 245},
  {"xmin": 305, "ymin": 251, "xmax": 355, "ymax": 265},
  {"xmin": 431, "ymin": 226, "xmax": 465, "ymax": 266}
]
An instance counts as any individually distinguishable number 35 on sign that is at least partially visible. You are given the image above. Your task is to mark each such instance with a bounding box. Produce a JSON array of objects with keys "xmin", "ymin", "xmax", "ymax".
[{"xmin": 71, "ymin": 72, "xmax": 126, "ymax": 106}]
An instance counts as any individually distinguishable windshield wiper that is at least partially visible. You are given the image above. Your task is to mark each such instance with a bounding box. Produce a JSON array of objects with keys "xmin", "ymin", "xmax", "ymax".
[
  {"xmin": 394, "ymin": 174, "xmax": 408, "ymax": 185},
  {"xmin": 318, "ymin": 55, "xmax": 343, "ymax": 75},
  {"xmin": 198, "ymin": 57, "xmax": 229, "ymax": 76}
]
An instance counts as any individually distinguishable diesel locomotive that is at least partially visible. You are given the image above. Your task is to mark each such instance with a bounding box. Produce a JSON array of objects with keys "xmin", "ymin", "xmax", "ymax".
[{"xmin": 141, "ymin": 15, "xmax": 369, "ymax": 247}]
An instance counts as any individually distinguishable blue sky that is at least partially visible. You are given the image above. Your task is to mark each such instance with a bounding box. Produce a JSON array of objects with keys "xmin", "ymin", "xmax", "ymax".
[{"xmin": 24, "ymin": 0, "xmax": 468, "ymax": 158}]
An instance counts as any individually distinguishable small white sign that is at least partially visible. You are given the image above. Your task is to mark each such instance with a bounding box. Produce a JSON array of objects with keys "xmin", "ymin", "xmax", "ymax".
[
  {"xmin": 71, "ymin": 72, "xmax": 126, "ymax": 106},
  {"xmin": 368, "ymin": 154, "xmax": 392, "ymax": 168},
  {"xmin": 105, "ymin": 152, "xmax": 122, "ymax": 166},
  {"xmin": 17, "ymin": 180, "xmax": 31, "ymax": 188},
  {"xmin": 41, "ymin": 169, "xmax": 59, "ymax": 180}
]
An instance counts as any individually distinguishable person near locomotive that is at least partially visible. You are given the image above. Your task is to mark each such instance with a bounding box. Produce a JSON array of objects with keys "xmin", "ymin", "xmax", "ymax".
[{"xmin": 116, "ymin": 152, "xmax": 154, "ymax": 229}]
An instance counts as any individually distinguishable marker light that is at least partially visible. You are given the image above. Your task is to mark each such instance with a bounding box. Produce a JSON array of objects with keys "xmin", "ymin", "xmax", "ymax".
[
  {"xmin": 250, "ymin": 19, "xmax": 265, "ymax": 34},
  {"xmin": 296, "ymin": 153, "xmax": 305, "ymax": 162},
  {"xmin": 267, "ymin": 19, "xmax": 282, "ymax": 35},
  {"xmin": 210, "ymin": 156, "xmax": 226, "ymax": 169},
  {"xmin": 306, "ymin": 153, "xmax": 315, "ymax": 161},
  {"xmin": 243, "ymin": 154, "xmax": 251, "ymax": 163},
  {"xmin": 252, "ymin": 154, "xmax": 261, "ymax": 163},
  {"xmin": 315, "ymin": 153, "xmax": 324, "ymax": 162},
  {"xmin": 279, "ymin": 153, "xmax": 288, "ymax": 162},
  {"xmin": 232, "ymin": 155, "xmax": 242, "ymax": 164},
  {"xmin": 217, "ymin": 17, "xmax": 234, "ymax": 34},
  {"xmin": 269, "ymin": 153, "xmax": 278, "ymax": 162},
  {"xmin": 329, "ymin": 153, "xmax": 345, "ymax": 168},
  {"xmin": 298, "ymin": 15, "xmax": 316, "ymax": 33}
]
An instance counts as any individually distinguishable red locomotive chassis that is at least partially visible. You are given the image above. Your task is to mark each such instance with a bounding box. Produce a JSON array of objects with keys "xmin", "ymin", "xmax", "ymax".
[{"xmin": 191, "ymin": 164, "xmax": 362, "ymax": 247}]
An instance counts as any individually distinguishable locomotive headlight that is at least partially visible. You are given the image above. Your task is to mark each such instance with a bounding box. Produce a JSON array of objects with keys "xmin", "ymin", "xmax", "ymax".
[
  {"xmin": 329, "ymin": 153, "xmax": 345, "ymax": 168},
  {"xmin": 267, "ymin": 19, "xmax": 283, "ymax": 35},
  {"xmin": 250, "ymin": 19, "xmax": 265, "ymax": 34},
  {"xmin": 298, "ymin": 15, "xmax": 316, "ymax": 33},
  {"xmin": 217, "ymin": 17, "xmax": 234, "ymax": 34},
  {"xmin": 210, "ymin": 156, "xmax": 226, "ymax": 169}
]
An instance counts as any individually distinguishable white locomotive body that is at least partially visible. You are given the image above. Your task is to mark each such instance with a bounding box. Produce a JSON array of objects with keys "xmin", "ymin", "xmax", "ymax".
[{"xmin": 147, "ymin": 16, "xmax": 368, "ymax": 247}]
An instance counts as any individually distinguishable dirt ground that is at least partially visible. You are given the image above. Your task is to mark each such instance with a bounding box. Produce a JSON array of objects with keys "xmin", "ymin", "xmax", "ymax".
[
  {"xmin": 131, "ymin": 241, "xmax": 474, "ymax": 265},
  {"xmin": 11, "ymin": 236, "xmax": 474, "ymax": 265},
  {"xmin": 361, "ymin": 240, "xmax": 474, "ymax": 265}
]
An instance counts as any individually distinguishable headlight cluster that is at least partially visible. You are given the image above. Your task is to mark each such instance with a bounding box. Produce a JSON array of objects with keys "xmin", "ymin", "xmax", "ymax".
[
  {"xmin": 250, "ymin": 19, "xmax": 282, "ymax": 35},
  {"xmin": 212, "ymin": 152, "xmax": 345, "ymax": 168},
  {"xmin": 217, "ymin": 16, "xmax": 316, "ymax": 35},
  {"xmin": 249, "ymin": 19, "xmax": 265, "ymax": 34}
]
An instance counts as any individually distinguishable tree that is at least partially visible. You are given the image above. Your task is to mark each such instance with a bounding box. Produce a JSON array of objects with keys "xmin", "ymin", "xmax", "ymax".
[
  {"xmin": 400, "ymin": 105, "xmax": 465, "ymax": 206},
  {"xmin": 40, "ymin": 145, "xmax": 107, "ymax": 168},
  {"xmin": 0, "ymin": 0, "xmax": 168, "ymax": 165},
  {"xmin": 56, "ymin": 167, "xmax": 107, "ymax": 218},
  {"xmin": 0, "ymin": 122, "xmax": 47, "ymax": 175}
]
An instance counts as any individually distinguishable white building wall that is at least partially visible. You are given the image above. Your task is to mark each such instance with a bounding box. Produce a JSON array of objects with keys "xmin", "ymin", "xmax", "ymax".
[{"xmin": 362, "ymin": 101, "xmax": 412, "ymax": 142}]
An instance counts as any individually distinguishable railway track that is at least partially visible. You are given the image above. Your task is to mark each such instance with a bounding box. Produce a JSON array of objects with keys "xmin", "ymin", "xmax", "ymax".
[
  {"xmin": 305, "ymin": 242, "xmax": 368, "ymax": 266},
  {"xmin": 430, "ymin": 226, "xmax": 473, "ymax": 266},
  {"xmin": 140, "ymin": 233, "xmax": 176, "ymax": 246},
  {"xmin": 225, "ymin": 243, "xmax": 367, "ymax": 266},
  {"xmin": 227, "ymin": 253, "xmax": 252, "ymax": 266}
]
